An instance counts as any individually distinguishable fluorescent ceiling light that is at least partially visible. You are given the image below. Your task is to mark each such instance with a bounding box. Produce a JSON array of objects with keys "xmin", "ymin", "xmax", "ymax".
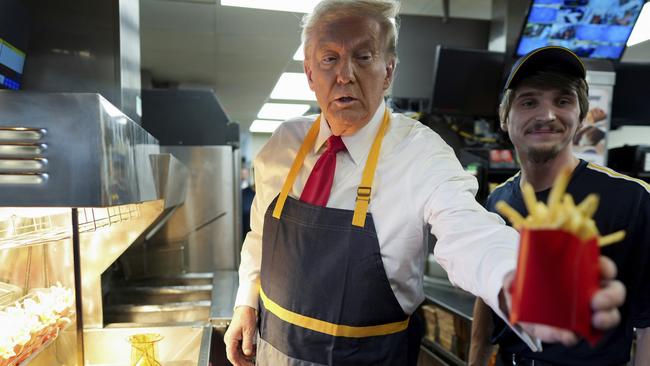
[
  {"xmin": 270, "ymin": 73, "xmax": 316, "ymax": 101},
  {"xmin": 257, "ymin": 103, "xmax": 310, "ymax": 120},
  {"xmin": 221, "ymin": 0, "xmax": 319, "ymax": 13},
  {"xmin": 293, "ymin": 45, "xmax": 304, "ymax": 61},
  {"xmin": 628, "ymin": 2, "xmax": 650, "ymax": 46},
  {"xmin": 250, "ymin": 120, "xmax": 283, "ymax": 133}
]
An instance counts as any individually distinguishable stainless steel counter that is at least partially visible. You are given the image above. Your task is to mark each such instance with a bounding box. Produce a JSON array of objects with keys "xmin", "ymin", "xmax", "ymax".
[
  {"xmin": 210, "ymin": 270, "xmax": 238, "ymax": 327},
  {"xmin": 83, "ymin": 324, "xmax": 211, "ymax": 366},
  {"xmin": 88, "ymin": 270, "xmax": 239, "ymax": 366},
  {"xmin": 208, "ymin": 270, "xmax": 238, "ymax": 366}
]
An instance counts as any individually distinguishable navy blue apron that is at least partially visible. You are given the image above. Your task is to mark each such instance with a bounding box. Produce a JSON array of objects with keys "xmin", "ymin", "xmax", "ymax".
[{"xmin": 256, "ymin": 110, "xmax": 420, "ymax": 365}]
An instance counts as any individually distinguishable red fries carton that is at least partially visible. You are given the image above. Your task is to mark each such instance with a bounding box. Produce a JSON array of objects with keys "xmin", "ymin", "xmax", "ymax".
[{"xmin": 509, "ymin": 229, "xmax": 602, "ymax": 345}]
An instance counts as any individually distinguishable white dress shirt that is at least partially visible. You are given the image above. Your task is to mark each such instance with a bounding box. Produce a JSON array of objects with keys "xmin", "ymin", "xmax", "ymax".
[{"xmin": 236, "ymin": 101, "xmax": 522, "ymax": 336}]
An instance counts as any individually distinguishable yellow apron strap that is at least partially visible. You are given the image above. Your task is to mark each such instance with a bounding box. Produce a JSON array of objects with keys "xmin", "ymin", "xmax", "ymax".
[
  {"xmin": 352, "ymin": 109, "xmax": 391, "ymax": 227},
  {"xmin": 273, "ymin": 109, "xmax": 391, "ymax": 227},
  {"xmin": 260, "ymin": 287, "xmax": 409, "ymax": 338},
  {"xmin": 272, "ymin": 116, "xmax": 321, "ymax": 220}
]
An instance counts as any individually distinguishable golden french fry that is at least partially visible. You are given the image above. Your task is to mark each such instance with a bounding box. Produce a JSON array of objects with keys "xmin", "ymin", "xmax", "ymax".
[
  {"xmin": 548, "ymin": 201, "xmax": 558, "ymax": 222},
  {"xmin": 563, "ymin": 193, "xmax": 576, "ymax": 210},
  {"xmin": 561, "ymin": 212, "xmax": 573, "ymax": 231},
  {"xmin": 521, "ymin": 183, "xmax": 538, "ymax": 217},
  {"xmin": 496, "ymin": 201, "xmax": 525, "ymax": 228},
  {"xmin": 560, "ymin": 197, "xmax": 574, "ymax": 230},
  {"xmin": 551, "ymin": 209, "xmax": 567, "ymax": 228},
  {"xmin": 547, "ymin": 167, "xmax": 572, "ymax": 213},
  {"xmin": 576, "ymin": 219, "xmax": 594, "ymax": 241},
  {"xmin": 535, "ymin": 202, "xmax": 549, "ymax": 220},
  {"xmin": 568, "ymin": 212, "xmax": 583, "ymax": 234},
  {"xmin": 584, "ymin": 219, "xmax": 600, "ymax": 238},
  {"xmin": 508, "ymin": 167, "xmax": 622, "ymax": 248},
  {"xmin": 577, "ymin": 194, "xmax": 600, "ymax": 218},
  {"xmin": 599, "ymin": 230, "xmax": 626, "ymax": 247},
  {"xmin": 525, "ymin": 215, "xmax": 539, "ymax": 229}
]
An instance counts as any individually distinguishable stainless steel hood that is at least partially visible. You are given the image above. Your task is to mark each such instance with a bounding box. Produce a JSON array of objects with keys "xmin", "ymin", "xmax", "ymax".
[
  {"xmin": 0, "ymin": 91, "xmax": 191, "ymax": 327},
  {"xmin": 0, "ymin": 92, "xmax": 159, "ymax": 206},
  {"xmin": 0, "ymin": 91, "xmax": 196, "ymax": 365}
]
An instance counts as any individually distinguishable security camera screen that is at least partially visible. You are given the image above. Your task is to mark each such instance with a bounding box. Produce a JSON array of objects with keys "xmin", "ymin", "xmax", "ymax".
[{"xmin": 516, "ymin": 0, "xmax": 645, "ymax": 60}]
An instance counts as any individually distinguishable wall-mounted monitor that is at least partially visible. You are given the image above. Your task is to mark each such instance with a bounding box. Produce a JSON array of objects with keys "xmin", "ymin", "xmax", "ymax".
[
  {"xmin": 516, "ymin": 0, "xmax": 645, "ymax": 60},
  {"xmin": 430, "ymin": 46, "xmax": 505, "ymax": 118},
  {"xmin": 611, "ymin": 62, "xmax": 650, "ymax": 128},
  {"xmin": 0, "ymin": 0, "xmax": 29, "ymax": 90},
  {"xmin": 0, "ymin": 39, "xmax": 25, "ymax": 90}
]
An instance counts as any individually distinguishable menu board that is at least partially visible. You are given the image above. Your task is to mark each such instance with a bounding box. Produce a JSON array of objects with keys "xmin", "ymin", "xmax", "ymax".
[{"xmin": 574, "ymin": 84, "xmax": 612, "ymax": 165}]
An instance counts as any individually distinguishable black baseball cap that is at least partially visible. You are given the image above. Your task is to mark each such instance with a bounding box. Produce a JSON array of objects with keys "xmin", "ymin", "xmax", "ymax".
[{"xmin": 504, "ymin": 46, "xmax": 586, "ymax": 91}]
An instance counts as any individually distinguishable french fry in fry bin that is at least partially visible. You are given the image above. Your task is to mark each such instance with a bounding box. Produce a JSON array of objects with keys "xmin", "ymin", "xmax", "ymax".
[{"xmin": 496, "ymin": 168, "xmax": 625, "ymax": 345}]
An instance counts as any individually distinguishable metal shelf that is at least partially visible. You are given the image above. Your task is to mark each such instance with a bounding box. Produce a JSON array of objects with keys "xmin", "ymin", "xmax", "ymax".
[{"xmin": 421, "ymin": 337, "xmax": 466, "ymax": 366}]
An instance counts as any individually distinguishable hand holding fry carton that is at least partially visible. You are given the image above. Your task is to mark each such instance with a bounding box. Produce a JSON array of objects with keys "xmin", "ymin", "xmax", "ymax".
[{"xmin": 496, "ymin": 168, "xmax": 625, "ymax": 345}]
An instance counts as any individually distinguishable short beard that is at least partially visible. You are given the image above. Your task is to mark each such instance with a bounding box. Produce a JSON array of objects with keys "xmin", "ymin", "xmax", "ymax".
[{"xmin": 527, "ymin": 146, "xmax": 561, "ymax": 164}]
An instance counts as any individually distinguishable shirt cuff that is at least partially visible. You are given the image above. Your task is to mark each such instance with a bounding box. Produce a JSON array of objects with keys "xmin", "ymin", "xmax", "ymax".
[
  {"xmin": 484, "ymin": 260, "xmax": 542, "ymax": 352},
  {"xmin": 234, "ymin": 280, "xmax": 260, "ymax": 311},
  {"xmin": 482, "ymin": 258, "xmax": 515, "ymax": 317}
]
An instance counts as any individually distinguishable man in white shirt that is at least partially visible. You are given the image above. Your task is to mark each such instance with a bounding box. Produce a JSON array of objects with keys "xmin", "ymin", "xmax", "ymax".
[{"xmin": 224, "ymin": 1, "xmax": 625, "ymax": 365}]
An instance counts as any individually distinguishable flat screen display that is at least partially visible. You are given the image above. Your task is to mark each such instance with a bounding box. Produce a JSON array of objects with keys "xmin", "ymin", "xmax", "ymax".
[
  {"xmin": 611, "ymin": 62, "xmax": 650, "ymax": 128},
  {"xmin": 516, "ymin": 0, "xmax": 645, "ymax": 60},
  {"xmin": 0, "ymin": 38, "xmax": 25, "ymax": 90},
  {"xmin": 430, "ymin": 46, "xmax": 505, "ymax": 118},
  {"xmin": 0, "ymin": 0, "xmax": 29, "ymax": 90}
]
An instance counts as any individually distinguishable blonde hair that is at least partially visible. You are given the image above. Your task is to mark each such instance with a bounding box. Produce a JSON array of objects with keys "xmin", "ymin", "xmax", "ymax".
[{"xmin": 301, "ymin": 0, "xmax": 400, "ymax": 60}]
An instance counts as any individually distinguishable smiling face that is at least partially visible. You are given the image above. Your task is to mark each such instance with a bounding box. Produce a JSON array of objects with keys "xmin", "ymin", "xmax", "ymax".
[
  {"xmin": 502, "ymin": 83, "xmax": 582, "ymax": 164},
  {"xmin": 303, "ymin": 15, "xmax": 395, "ymax": 136}
]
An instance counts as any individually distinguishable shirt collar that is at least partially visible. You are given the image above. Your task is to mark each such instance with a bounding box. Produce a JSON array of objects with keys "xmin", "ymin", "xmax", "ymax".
[{"xmin": 314, "ymin": 100, "xmax": 387, "ymax": 165}]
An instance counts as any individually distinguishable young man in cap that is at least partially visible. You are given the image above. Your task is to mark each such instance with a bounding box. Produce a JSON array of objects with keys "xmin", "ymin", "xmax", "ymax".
[{"xmin": 470, "ymin": 46, "xmax": 650, "ymax": 366}]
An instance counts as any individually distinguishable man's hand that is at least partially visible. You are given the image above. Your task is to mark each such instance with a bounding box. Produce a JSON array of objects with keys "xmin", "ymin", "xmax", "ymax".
[
  {"xmin": 502, "ymin": 256, "xmax": 625, "ymax": 346},
  {"xmin": 224, "ymin": 305, "xmax": 257, "ymax": 366},
  {"xmin": 591, "ymin": 257, "xmax": 625, "ymax": 329}
]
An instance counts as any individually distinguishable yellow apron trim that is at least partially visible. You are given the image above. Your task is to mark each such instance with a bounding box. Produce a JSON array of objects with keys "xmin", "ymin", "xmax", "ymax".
[
  {"xmin": 272, "ymin": 109, "xmax": 391, "ymax": 227},
  {"xmin": 260, "ymin": 287, "xmax": 409, "ymax": 338},
  {"xmin": 272, "ymin": 117, "xmax": 321, "ymax": 220},
  {"xmin": 352, "ymin": 108, "xmax": 390, "ymax": 227}
]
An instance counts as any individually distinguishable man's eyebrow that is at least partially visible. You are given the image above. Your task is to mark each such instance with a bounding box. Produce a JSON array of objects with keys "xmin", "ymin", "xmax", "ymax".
[
  {"xmin": 316, "ymin": 43, "xmax": 335, "ymax": 53},
  {"xmin": 514, "ymin": 91, "xmax": 542, "ymax": 99},
  {"xmin": 556, "ymin": 89, "xmax": 577, "ymax": 98},
  {"xmin": 316, "ymin": 39, "xmax": 376, "ymax": 53}
]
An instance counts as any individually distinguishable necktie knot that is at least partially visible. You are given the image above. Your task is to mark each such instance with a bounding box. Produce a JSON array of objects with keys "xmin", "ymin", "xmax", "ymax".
[
  {"xmin": 326, "ymin": 135, "xmax": 346, "ymax": 154},
  {"xmin": 300, "ymin": 135, "xmax": 345, "ymax": 206}
]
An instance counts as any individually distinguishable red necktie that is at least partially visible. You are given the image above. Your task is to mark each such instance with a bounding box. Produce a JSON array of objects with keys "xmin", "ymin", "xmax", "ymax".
[{"xmin": 300, "ymin": 135, "xmax": 347, "ymax": 206}]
